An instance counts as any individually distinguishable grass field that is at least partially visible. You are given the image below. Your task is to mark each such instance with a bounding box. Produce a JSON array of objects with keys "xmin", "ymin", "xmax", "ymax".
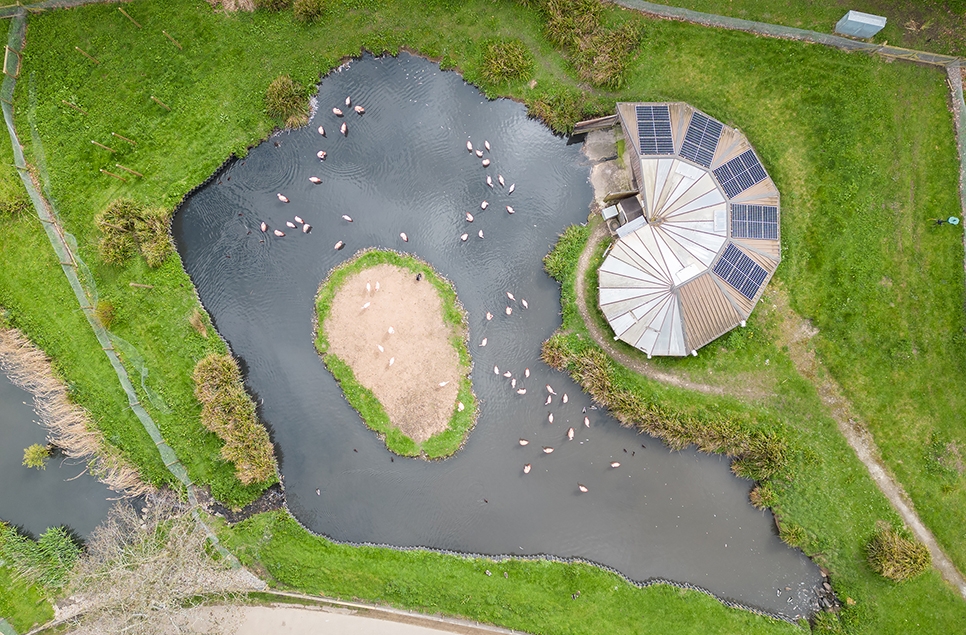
[
  {"xmin": 0, "ymin": 564, "xmax": 52, "ymax": 633},
  {"xmin": 1, "ymin": 0, "xmax": 964, "ymax": 631}
]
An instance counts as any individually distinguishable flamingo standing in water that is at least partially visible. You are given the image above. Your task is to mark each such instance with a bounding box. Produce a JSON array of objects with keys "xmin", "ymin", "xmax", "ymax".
[
  {"xmin": 286, "ymin": 221, "xmax": 296, "ymax": 228},
  {"xmin": 567, "ymin": 427, "xmax": 575, "ymax": 440},
  {"xmin": 460, "ymin": 233, "xmax": 468, "ymax": 241},
  {"xmin": 342, "ymin": 215, "xmax": 353, "ymax": 222},
  {"xmin": 484, "ymin": 140, "xmax": 491, "ymax": 151},
  {"xmin": 466, "ymin": 140, "xmax": 473, "ymax": 152},
  {"xmin": 317, "ymin": 150, "xmax": 327, "ymax": 160},
  {"xmin": 345, "ymin": 96, "xmax": 351, "ymax": 107},
  {"xmin": 309, "ymin": 176, "xmax": 322, "ymax": 184},
  {"xmin": 508, "ymin": 183, "xmax": 515, "ymax": 194},
  {"xmin": 340, "ymin": 122, "xmax": 347, "ymax": 135},
  {"xmin": 334, "ymin": 240, "xmax": 345, "ymax": 250},
  {"xmin": 465, "ymin": 212, "xmax": 474, "ymax": 222},
  {"xmin": 277, "ymin": 193, "xmax": 289, "ymax": 203},
  {"xmin": 610, "ymin": 462, "xmax": 621, "ymax": 468},
  {"xmin": 578, "ymin": 484, "xmax": 588, "ymax": 493},
  {"xmin": 354, "ymin": 105, "xmax": 365, "ymax": 114},
  {"xmin": 259, "ymin": 222, "xmax": 267, "ymax": 232},
  {"xmin": 506, "ymin": 205, "xmax": 515, "ymax": 215},
  {"xmin": 302, "ymin": 224, "xmax": 311, "ymax": 233},
  {"xmin": 482, "ymin": 159, "xmax": 491, "ymax": 167},
  {"xmin": 318, "ymin": 125, "xmax": 326, "ymax": 136},
  {"xmin": 400, "ymin": 232, "xmax": 408, "ymax": 242},
  {"xmin": 519, "ymin": 439, "xmax": 529, "ymax": 446},
  {"xmin": 333, "ymin": 107, "xmax": 344, "ymax": 116},
  {"xmin": 273, "ymin": 229, "xmax": 285, "ymax": 237},
  {"xmin": 523, "ymin": 464, "xmax": 531, "ymax": 474},
  {"xmin": 542, "ymin": 447, "xmax": 554, "ymax": 454}
]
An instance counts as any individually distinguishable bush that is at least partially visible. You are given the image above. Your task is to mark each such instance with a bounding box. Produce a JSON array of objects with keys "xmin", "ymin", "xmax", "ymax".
[
  {"xmin": 481, "ymin": 39, "xmax": 534, "ymax": 83},
  {"xmin": 525, "ymin": 86, "xmax": 585, "ymax": 134},
  {"xmin": 293, "ymin": 0, "xmax": 326, "ymax": 22},
  {"xmin": 866, "ymin": 521, "xmax": 931, "ymax": 582},
  {"xmin": 193, "ymin": 353, "xmax": 277, "ymax": 485},
  {"xmin": 22, "ymin": 444, "xmax": 50, "ymax": 470},
  {"xmin": 543, "ymin": 0, "xmax": 602, "ymax": 52},
  {"xmin": 94, "ymin": 300, "xmax": 116, "ymax": 329},
  {"xmin": 265, "ymin": 74, "xmax": 309, "ymax": 128},
  {"xmin": 95, "ymin": 198, "xmax": 173, "ymax": 268},
  {"xmin": 0, "ymin": 524, "xmax": 81, "ymax": 590}
]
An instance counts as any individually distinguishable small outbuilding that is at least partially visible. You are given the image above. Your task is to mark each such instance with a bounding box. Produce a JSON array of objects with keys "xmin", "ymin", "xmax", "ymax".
[{"xmin": 598, "ymin": 102, "xmax": 780, "ymax": 357}]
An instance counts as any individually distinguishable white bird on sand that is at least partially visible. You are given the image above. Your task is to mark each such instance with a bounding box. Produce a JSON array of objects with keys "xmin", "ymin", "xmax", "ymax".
[
  {"xmin": 340, "ymin": 122, "xmax": 347, "ymax": 135},
  {"xmin": 303, "ymin": 224, "xmax": 311, "ymax": 233},
  {"xmin": 484, "ymin": 140, "xmax": 491, "ymax": 151},
  {"xmin": 578, "ymin": 484, "xmax": 588, "ymax": 493},
  {"xmin": 318, "ymin": 125, "xmax": 326, "ymax": 136},
  {"xmin": 494, "ymin": 365, "xmax": 500, "ymax": 375},
  {"xmin": 342, "ymin": 214, "xmax": 353, "ymax": 222},
  {"xmin": 260, "ymin": 222, "xmax": 267, "ymax": 232},
  {"xmin": 388, "ymin": 326, "xmax": 395, "ymax": 334},
  {"xmin": 273, "ymin": 229, "xmax": 285, "ymax": 237},
  {"xmin": 610, "ymin": 462, "xmax": 621, "ymax": 468},
  {"xmin": 309, "ymin": 176, "xmax": 322, "ymax": 184},
  {"xmin": 545, "ymin": 395, "xmax": 551, "ymax": 406},
  {"xmin": 516, "ymin": 388, "xmax": 526, "ymax": 394},
  {"xmin": 277, "ymin": 193, "xmax": 289, "ymax": 203},
  {"xmin": 482, "ymin": 159, "xmax": 491, "ymax": 167},
  {"xmin": 389, "ymin": 357, "xmax": 395, "ymax": 366},
  {"xmin": 506, "ymin": 306, "xmax": 512, "ymax": 315},
  {"xmin": 508, "ymin": 184, "xmax": 515, "ymax": 194},
  {"xmin": 354, "ymin": 105, "xmax": 365, "ymax": 114},
  {"xmin": 546, "ymin": 385, "xmax": 557, "ymax": 395},
  {"xmin": 361, "ymin": 302, "xmax": 370, "ymax": 310},
  {"xmin": 567, "ymin": 427, "xmax": 574, "ymax": 440},
  {"xmin": 521, "ymin": 299, "xmax": 529, "ymax": 309},
  {"xmin": 584, "ymin": 416, "xmax": 590, "ymax": 428},
  {"xmin": 375, "ymin": 282, "xmax": 380, "ymax": 291},
  {"xmin": 503, "ymin": 371, "xmax": 512, "ymax": 378},
  {"xmin": 334, "ymin": 240, "xmax": 345, "ymax": 250},
  {"xmin": 366, "ymin": 282, "xmax": 371, "ymax": 294},
  {"xmin": 317, "ymin": 150, "xmax": 327, "ymax": 160},
  {"xmin": 439, "ymin": 381, "xmax": 449, "ymax": 387},
  {"xmin": 511, "ymin": 378, "xmax": 516, "ymax": 388},
  {"xmin": 506, "ymin": 292, "xmax": 515, "ymax": 301},
  {"xmin": 478, "ymin": 230, "xmax": 484, "ymax": 239},
  {"xmin": 286, "ymin": 221, "xmax": 296, "ymax": 228},
  {"xmin": 479, "ymin": 338, "xmax": 487, "ymax": 347},
  {"xmin": 460, "ymin": 233, "xmax": 468, "ymax": 241},
  {"xmin": 542, "ymin": 447, "xmax": 554, "ymax": 454},
  {"xmin": 519, "ymin": 439, "xmax": 529, "ymax": 446},
  {"xmin": 523, "ymin": 463, "xmax": 531, "ymax": 474},
  {"xmin": 548, "ymin": 413, "xmax": 554, "ymax": 424},
  {"xmin": 400, "ymin": 232, "xmax": 408, "ymax": 242},
  {"xmin": 333, "ymin": 107, "xmax": 344, "ymax": 116},
  {"xmin": 377, "ymin": 345, "xmax": 384, "ymax": 352},
  {"xmin": 466, "ymin": 140, "xmax": 473, "ymax": 152},
  {"xmin": 506, "ymin": 205, "xmax": 515, "ymax": 214},
  {"xmin": 480, "ymin": 200, "xmax": 488, "ymax": 210},
  {"xmin": 562, "ymin": 393, "xmax": 568, "ymax": 403},
  {"xmin": 498, "ymin": 174, "xmax": 505, "ymax": 187},
  {"xmin": 486, "ymin": 311, "xmax": 493, "ymax": 320},
  {"xmin": 458, "ymin": 402, "xmax": 465, "ymax": 411},
  {"xmin": 465, "ymin": 212, "xmax": 474, "ymax": 222},
  {"xmin": 475, "ymin": 150, "xmax": 483, "ymax": 158},
  {"xmin": 486, "ymin": 175, "xmax": 493, "ymax": 188},
  {"xmin": 525, "ymin": 368, "xmax": 530, "ymax": 377}
]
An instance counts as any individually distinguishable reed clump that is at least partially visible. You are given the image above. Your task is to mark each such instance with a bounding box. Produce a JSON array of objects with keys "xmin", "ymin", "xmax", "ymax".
[
  {"xmin": 0, "ymin": 524, "xmax": 80, "ymax": 591},
  {"xmin": 0, "ymin": 328, "xmax": 151, "ymax": 497},
  {"xmin": 293, "ymin": 0, "xmax": 327, "ymax": 22},
  {"xmin": 265, "ymin": 74, "xmax": 309, "ymax": 128},
  {"xmin": 95, "ymin": 198, "xmax": 173, "ymax": 268},
  {"xmin": 866, "ymin": 521, "xmax": 931, "ymax": 582},
  {"xmin": 481, "ymin": 39, "xmax": 535, "ymax": 84},
  {"xmin": 192, "ymin": 353, "xmax": 277, "ymax": 485},
  {"xmin": 525, "ymin": 86, "xmax": 585, "ymax": 134}
]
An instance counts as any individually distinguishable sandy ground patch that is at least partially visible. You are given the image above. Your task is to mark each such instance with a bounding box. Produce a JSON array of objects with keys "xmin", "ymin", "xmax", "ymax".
[{"xmin": 324, "ymin": 263, "xmax": 462, "ymax": 443}]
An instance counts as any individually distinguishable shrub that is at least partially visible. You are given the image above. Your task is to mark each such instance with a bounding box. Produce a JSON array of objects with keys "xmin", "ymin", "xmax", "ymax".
[
  {"xmin": 293, "ymin": 0, "xmax": 326, "ymax": 22},
  {"xmin": 0, "ymin": 524, "xmax": 81, "ymax": 590},
  {"xmin": 94, "ymin": 300, "xmax": 115, "ymax": 328},
  {"xmin": 543, "ymin": 0, "xmax": 602, "ymax": 52},
  {"xmin": 22, "ymin": 444, "xmax": 50, "ymax": 470},
  {"xmin": 193, "ymin": 353, "xmax": 277, "ymax": 485},
  {"xmin": 265, "ymin": 74, "xmax": 309, "ymax": 128},
  {"xmin": 481, "ymin": 39, "xmax": 534, "ymax": 83},
  {"xmin": 866, "ymin": 521, "xmax": 931, "ymax": 582},
  {"xmin": 95, "ymin": 198, "xmax": 173, "ymax": 268},
  {"xmin": 525, "ymin": 87, "xmax": 585, "ymax": 134}
]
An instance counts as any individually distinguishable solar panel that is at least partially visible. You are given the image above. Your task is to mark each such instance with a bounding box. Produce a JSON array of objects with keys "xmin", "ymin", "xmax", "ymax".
[
  {"xmin": 636, "ymin": 105, "xmax": 674, "ymax": 155},
  {"xmin": 712, "ymin": 244, "xmax": 768, "ymax": 300},
  {"xmin": 680, "ymin": 111, "xmax": 722, "ymax": 168},
  {"xmin": 713, "ymin": 149, "xmax": 768, "ymax": 198},
  {"xmin": 731, "ymin": 204, "xmax": 778, "ymax": 240}
]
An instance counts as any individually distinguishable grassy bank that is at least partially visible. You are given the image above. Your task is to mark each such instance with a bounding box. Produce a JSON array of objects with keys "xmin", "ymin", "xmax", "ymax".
[
  {"xmin": 218, "ymin": 510, "xmax": 800, "ymax": 635},
  {"xmin": 314, "ymin": 250, "xmax": 476, "ymax": 459},
  {"xmin": 0, "ymin": 564, "xmax": 52, "ymax": 633}
]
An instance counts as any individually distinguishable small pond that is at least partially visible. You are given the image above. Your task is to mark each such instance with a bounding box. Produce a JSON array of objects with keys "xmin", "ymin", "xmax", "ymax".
[
  {"xmin": 0, "ymin": 370, "xmax": 115, "ymax": 539},
  {"xmin": 174, "ymin": 52, "xmax": 823, "ymax": 618}
]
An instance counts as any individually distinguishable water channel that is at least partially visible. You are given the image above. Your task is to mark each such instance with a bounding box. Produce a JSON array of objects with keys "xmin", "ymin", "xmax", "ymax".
[
  {"xmin": 173, "ymin": 52, "xmax": 823, "ymax": 618},
  {"xmin": 0, "ymin": 370, "xmax": 115, "ymax": 539}
]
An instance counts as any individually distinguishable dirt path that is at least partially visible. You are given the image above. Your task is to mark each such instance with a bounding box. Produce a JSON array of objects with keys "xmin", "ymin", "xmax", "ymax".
[{"xmin": 769, "ymin": 285, "xmax": 966, "ymax": 600}]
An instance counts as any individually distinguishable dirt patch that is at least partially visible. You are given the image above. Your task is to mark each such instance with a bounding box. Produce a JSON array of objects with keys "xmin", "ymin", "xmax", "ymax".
[{"xmin": 323, "ymin": 264, "xmax": 461, "ymax": 443}]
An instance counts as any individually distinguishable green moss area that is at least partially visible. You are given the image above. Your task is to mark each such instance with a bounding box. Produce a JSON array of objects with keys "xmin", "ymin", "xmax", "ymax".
[
  {"xmin": 314, "ymin": 250, "xmax": 476, "ymax": 459},
  {"xmin": 0, "ymin": 565, "xmax": 53, "ymax": 633}
]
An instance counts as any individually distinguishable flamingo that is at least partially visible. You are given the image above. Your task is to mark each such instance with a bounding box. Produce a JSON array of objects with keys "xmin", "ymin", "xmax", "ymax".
[
  {"xmin": 482, "ymin": 159, "xmax": 490, "ymax": 167},
  {"xmin": 486, "ymin": 175, "xmax": 493, "ymax": 188},
  {"xmin": 508, "ymin": 183, "xmax": 515, "ymax": 194},
  {"xmin": 286, "ymin": 221, "xmax": 296, "ymax": 228},
  {"xmin": 523, "ymin": 464, "xmax": 531, "ymax": 474},
  {"xmin": 318, "ymin": 125, "xmax": 326, "ymax": 136},
  {"xmin": 519, "ymin": 439, "xmax": 529, "ymax": 446},
  {"xmin": 548, "ymin": 413, "xmax": 554, "ymax": 424},
  {"xmin": 506, "ymin": 306, "xmax": 512, "ymax": 316},
  {"xmin": 366, "ymin": 282, "xmax": 371, "ymax": 294},
  {"xmin": 295, "ymin": 214, "xmax": 306, "ymax": 224},
  {"xmin": 481, "ymin": 200, "xmax": 488, "ymax": 210},
  {"xmin": 259, "ymin": 222, "xmax": 267, "ymax": 232},
  {"xmin": 502, "ymin": 371, "xmax": 511, "ymax": 378},
  {"xmin": 486, "ymin": 312, "xmax": 493, "ymax": 320},
  {"xmin": 498, "ymin": 174, "xmax": 505, "ymax": 187},
  {"xmin": 475, "ymin": 150, "xmax": 483, "ymax": 158},
  {"xmin": 478, "ymin": 230, "xmax": 484, "ymax": 239},
  {"xmin": 525, "ymin": 368, "xmax": 530, "ymax": 378},
  {"xmin": 567, "ymin": 427, "xmax": 574, "ymax": 440},
  {"xmin": 317, "ymin": 150, "xmax": 327, "ymax": 160},
  {"xmin": 542, "ymin": 447, "xmax": 554, "ymax": 454},
  {"xmin": 345, "ymin": 96, "xmax": 351, "ymax": 107},
  {"xmin": 277, "ymin": 193, "xmax": 289, "ymax": 203},
  {"xmin": 546, "ymin": 385, "xmax": 557, "ymax": 395},
  {"xmin": 439, "ymin": 381, "xmax": 449, "ymax": 387},
  {"xmin": 334, "ymin": 240, "xmax": 345, "ymax": 250},
  {"xmin": 302, "ymin": 224, "xmax": 311, "ymax": 233},
  {"xmin": 506, "ymin": 292, "xmax": 515, "ymax": 301},
  {"xmin": 545, "ymin": 395, "xmax": 552, "ymax": 406},
  {"xmin": 400, "ymin": 232, "xmax": 408, "ymax": 242},
  {"xmin": 342, "ymin": 214, "xmax": 353, "ymax": 222},
  {"xmin": 377, "ymin": 345, "xmax": 384, "ymax": 352},
  {"xmin": 375, "ymin": 282, "xmax": 380, "ymax": 291},
  {"xmin": 460, "ymin": 233, "xmax": 468, "ymax": 241},
  {"xmin": 466, "ymin": 140, "xmax": 473, "ymax": 152},
  {"xmin": 465, "ymin": 212, "xmax": 474, "ymax": 222},
  {"xmin": 273, "ymin": 229, "xmax": 285, "ymax": 237},
  {"xmin": 584, "ymin": 416, "xmax": 590, "ymax": 428},
  {"xmin": 361, "ymin": 302, "xmax": 371, "ymax": 310},
  {"xmin": 521, "ymin": 299, "xmax": 529, "ymax": 309},
  {"xmin": 340, "ymin": 122, "xmax": 347, "ymax": 135},
  {"xmin": 309, "ymin": 176, "xmax": 322, "ymax": 184},
  {"xmin": 494, "ymin": 365, "xmax": 500, "ymax": 375},
  {"xmin": 511, "ymin": 378, "xmax": 516, "ymax": 388},
  {"xmin": 562, "ymin": 394, "xmax": 568, "ymax": 403},
  {"xmin": 333, "ymin": 107, "xmax": 343, "ymax": 116},
  {"xmin": 516, "ymin": 388, "xmax": 526, "ymax": 394},
  {"xmin": 578, "ymin": 484, "xmax": 588, "ymax": 493},
  {"xmin": 389, "ymin": 357, "xmax": 395, "ymax": 366},
  {"xmin": 354, "ymin": 105, "xmax": 365, "ymax": 114},
  {"xmin": 388, "ymin": 326, "xmax": 395, "ymax": 334},
  {"xmin": 506, "ymin": 205, "xmax": 515, "ymax": 214},
  {"xmin": 484, "ymin": 140, "xmax": 491, "ymax": 151},
  {"xmin": 610, "ymin": 462, "xmax": 621, "ymax": 468},
  {"xmin": 479, "ymin": 338, "xmax": 487, "ymax": 347}
]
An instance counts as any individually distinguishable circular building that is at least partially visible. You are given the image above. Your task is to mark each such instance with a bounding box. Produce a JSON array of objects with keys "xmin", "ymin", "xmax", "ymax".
[{"xmin": 599, "ymin": 103, "xmax": 780, "ymax": 357}]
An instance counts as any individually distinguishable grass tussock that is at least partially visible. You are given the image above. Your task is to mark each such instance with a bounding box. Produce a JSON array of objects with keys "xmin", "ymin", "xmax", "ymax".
[
  {"xmin": 192, "ymin": 353, "xmax": 278, "ymax": 485},
  {"xmin": 188, "ymin": 308, "xmax": 209, "ymax": 338},
  {"xmin": 866, "ymin": 521, "xmax": 931, "ymax": 582},
  {"xmin": 525, "ymin": 86, "xmax": 586, "ymax": 134},
  {"xmin": 0, "ymin": 524, "xmax": 80, "ymax": 591},
  {"xmin": 0, "ymin": 192, "xmax": 30, "ymax": 218},
  {"xmin": 481, "ymin": 39, "xmax": 535, "ymax": 84},
  {"xmin": 293, "ymin": 0, "xmax": 327, "ymax": 22},
  {"xmin": 0, "ymin": 328, "xmax": 151, "ymax": 497},
  {"xmin": 95, "ymin": 198, "xmax": 173, "ymax": 268},
  {"xmin": 94, "ymin": 300, "xmax": 116, "ymax": 329},
  {"xmin": 253, "ymin": 0, "xmax": 290, "ymax": 9},
  {"xmin": 265, "ymin": 74, "xmax": 309, "ymax": 128}
]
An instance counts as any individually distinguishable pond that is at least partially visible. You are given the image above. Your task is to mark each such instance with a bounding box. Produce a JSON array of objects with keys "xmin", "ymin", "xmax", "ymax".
[
  {"xmin": 173, "ymin": 52, "xmax": 823, "ymax": 619},
  {"xmin": 0, "ymin": 370, "xmax": 115, "ymax": 539}
]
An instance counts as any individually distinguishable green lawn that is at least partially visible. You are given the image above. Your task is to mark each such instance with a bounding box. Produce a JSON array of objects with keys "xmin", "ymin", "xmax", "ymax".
[{"xmin": 0, "ymin": 564, "xmax": 52, "ymax": 633}]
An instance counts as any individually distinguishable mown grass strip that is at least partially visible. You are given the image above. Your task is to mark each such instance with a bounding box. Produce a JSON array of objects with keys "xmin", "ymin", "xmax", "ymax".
[{"xmin": 314, "ymin": 249, "xmax": 476, "ymax": 459}]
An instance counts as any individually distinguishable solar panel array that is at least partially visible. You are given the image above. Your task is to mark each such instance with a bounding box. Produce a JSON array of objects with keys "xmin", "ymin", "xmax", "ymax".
[
  {"xmin": 712, "ymin": 244, "xmax": 768, "ymax": 300},
  {"xmin": 636, "ymin": 105, "xmax": 674, "ymax": 155},
  {"xmin": 680, "ymin": 112, "xmax": 722, "ymax": 168},
  {"xmin": 731, "ymin": 204, "xmax": 778, "ymax": 240},
  {"xmin": 713, "ymin": 149, "xmax": 767, "ymax": 198}
]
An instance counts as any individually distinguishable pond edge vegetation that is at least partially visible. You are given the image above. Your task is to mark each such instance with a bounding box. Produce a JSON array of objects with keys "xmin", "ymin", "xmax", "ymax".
[{"xmin": 314, "ymin": 249, "xmax": 477, "ymax": 459}]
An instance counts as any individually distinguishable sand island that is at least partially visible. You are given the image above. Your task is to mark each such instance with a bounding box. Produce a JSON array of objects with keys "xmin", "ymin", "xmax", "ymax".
[{"xmin": 315, "ymin": 250, "xmax": 476, "ymax": 458}]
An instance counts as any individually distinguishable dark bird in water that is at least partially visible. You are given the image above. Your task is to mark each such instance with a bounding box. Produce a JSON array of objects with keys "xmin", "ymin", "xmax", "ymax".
[
  {"xmin": 642, "ymin": 444, "xmax": 647, "ymax": 449},
  {"xmin": 623, "ymin": 448, "xmax": 627, "ymax": 453},
  {"xmin": 391, "ymin": 457, "xmax": 394, "ymax": 462},
  {"xmin": 353, "ymin": 448, "xmax": 358, "ymax": 453}
]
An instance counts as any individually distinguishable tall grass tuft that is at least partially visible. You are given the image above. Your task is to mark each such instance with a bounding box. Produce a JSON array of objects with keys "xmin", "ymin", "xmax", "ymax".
[
  {"xmin": 94, "ymin": 300, "xmax": 116, "ymax": 329},
  {"xmin": 293, "ymin": 0, "xmax": 327, "ymax": 22},
  {"xmin": 866, "ymin": 521, "xmax": 931, "ymax": 582},
  {"xmin": 265, "ymin": 74, "xmax": 309, "ymax": 128},
  {"xmin": 481, "ymin": 39, "xmax": 535, "ymax": 84},
  {"xmin": 525, "ymin": 86, "xmax": 585, "ymax": 134},
  {"xmin": 95, "ymin": 199, "xmax": 173, "ymax": 268},
  {"xmin": 253, "ymin": 0, "xmax": 290, "ymax": 9},
  {"xmin": 572, "ymin": 21, "xmax": 644, "ymax": 89},
  {"xmin": 188, "ymin": 308, "xmax": 209, "ymax": 338},
  {"xmin": 0, "ymin": 524, "xmax": 81, "ymax": 591},
  {"xmin": 543, "ymin": 0, "xmax": 602, "ymax": 52},
  {"xmin": 192, "ymin": 353, "xmax": 277, "ymax": 485}
]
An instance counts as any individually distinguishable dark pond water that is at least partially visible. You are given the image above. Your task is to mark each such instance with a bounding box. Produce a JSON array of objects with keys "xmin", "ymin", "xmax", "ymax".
[
  {"xmin": 0, "ymin": 370, "xmax": 115, "ymax": 539},
  {"xmin": 174, "ymin": 52, "xmax": 823, "ymax": 618}
]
